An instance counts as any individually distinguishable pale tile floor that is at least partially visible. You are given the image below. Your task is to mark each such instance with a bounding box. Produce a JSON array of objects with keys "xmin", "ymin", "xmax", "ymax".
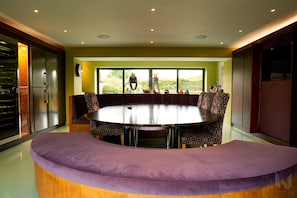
[{"xmin": 0, "ymin": 125, "xmax": 270, "ymax": 198}]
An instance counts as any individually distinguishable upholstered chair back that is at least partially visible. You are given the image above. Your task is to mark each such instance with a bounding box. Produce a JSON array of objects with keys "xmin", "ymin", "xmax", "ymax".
[
  {"xmin": 197, "ymin": 92, "xmax": 205, "ymax": 108},
  {"xmin": 200, "ymin": 92, "xmax": 215, "ymax": 111},
  {"xmin": 206, "ymin": 93, "xmax": 230, "ymax": 144},
  {"xmin": 210, "ymin": 92, "xmax": 230, "ymax": 116},
  {"xmin": 181, "ymin": 92, "xmax": 230, "ymax": 148},
  {"xmin": 84, "ymin": 92, "xmax": 99, "ymax": 112},
  {"xmin": 84, "ymin": 92, "xmax": 123, "ymax": 138},
  {"xmin": 84, "ymin": 92, "xmax": 99, "ymax": 131}
]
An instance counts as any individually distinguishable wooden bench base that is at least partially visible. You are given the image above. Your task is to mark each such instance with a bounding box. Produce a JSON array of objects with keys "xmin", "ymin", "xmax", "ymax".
[{"xmin": 34, "ymin": 163, "xmax": 297, "ymax": 198}]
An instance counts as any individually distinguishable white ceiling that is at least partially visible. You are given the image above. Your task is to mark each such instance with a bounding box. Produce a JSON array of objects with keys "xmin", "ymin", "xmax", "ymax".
[{"xmin": 0, "ymin": 0, "xmax": 297, "ymax": 49}]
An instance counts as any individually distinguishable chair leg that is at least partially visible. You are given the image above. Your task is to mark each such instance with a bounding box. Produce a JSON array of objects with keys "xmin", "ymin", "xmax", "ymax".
[
  {"xmin": 182, "ymin": 143, "xmax": 186, "ymax": 149},
  {"xmin": 120, "ymin": 134, "xmax": 124, "ymax": 145},
  {"xmin": 95, "ymin": 135, "xmax": 104, "ymax": 140}
]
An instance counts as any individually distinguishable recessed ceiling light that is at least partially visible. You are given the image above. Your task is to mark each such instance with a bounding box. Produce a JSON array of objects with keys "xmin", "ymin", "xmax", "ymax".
[
  {"xmin": 33, "ymin": 9, "xmax": 39, "ymax": 13},
  {"xmin": 64, "ymin": 30, "xmax": 68, "ymax": 33},
  {"xmin": 150, "ymin": 8, "xmax": 156, "ymax": 12},
  {"xmin": 220, "ymin": 42, "xmax": 224, "ymax": 45},
  {"xmin": 270, "ymin": 8, "xmax": 276, "ymax": 13},
  {"xmin": 81, "ymin": 41, "xmax": 85, "ymax": 45},
  {"xmin": 239, "ymin": 29, "xmax": 243, "ymax": 33},
  {"xmin": 97, "ymin": 34, "xmax": 111, "ymax": 39},
  {"xmin": 150, "ymin": 28, "xmax": 155, "ymax": 32},
  {"xmin": 194, "ymin": 35, "xmax": 207, "ymax": 39},
  {"xmin": 150, "ymin": 41, "xmax": 154, "ymax": 44}
]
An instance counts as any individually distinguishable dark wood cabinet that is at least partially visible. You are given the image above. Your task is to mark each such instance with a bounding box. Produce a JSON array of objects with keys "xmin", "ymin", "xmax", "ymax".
[
  {"xmin": 259, "ymin": 32, "xmax": 293, "ymax": 144},
  {"xmin": 232, "ymin": 22, "xmax": 297, "ymax": 147},
  {"xmin": 232, "ymin": 46, "xmax": 260, "ymax": 133},
  {"xmin": 232, "ymin": 49, "xmax": 246, "ymax": 130}
]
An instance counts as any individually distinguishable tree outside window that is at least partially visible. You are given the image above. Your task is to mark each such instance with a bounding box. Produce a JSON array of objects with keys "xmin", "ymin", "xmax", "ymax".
[
  {"xmin": 178, "ymin": 70, "xmax": 204, "ymax": 94},
  {"xmin": 99, "ymin": 69, "xmax": 123, "ymax": 94}
]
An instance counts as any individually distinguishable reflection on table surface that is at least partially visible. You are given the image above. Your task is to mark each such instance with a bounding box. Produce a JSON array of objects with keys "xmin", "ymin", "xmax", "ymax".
[{"xmin": 87, "ymin": 104, "xmax": 218, "ymax": 127}]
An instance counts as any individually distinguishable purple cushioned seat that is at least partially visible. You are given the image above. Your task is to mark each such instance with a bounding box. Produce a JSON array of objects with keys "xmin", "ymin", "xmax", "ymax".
[{"xmin": 31, "ymin": 132, "xmax": 297, "ymax": 196}]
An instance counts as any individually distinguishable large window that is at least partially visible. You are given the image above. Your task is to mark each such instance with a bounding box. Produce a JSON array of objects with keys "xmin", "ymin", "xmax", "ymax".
[
  {"xmin": 97, "ymin": 68, "xmax": 204, "ymax": 94},
  {"xmin": 152, "ymin": 69, "xmax": 177, "ymax": 94},
  {"xmin": 178, "ymin": 69, "xmax": 204, "ymax": 94},
  {"xmin": 124, "ymin": 69, "xmax": 149, "ymax": 93},
  {"xmin": 99, "ymin": 69, "xmax": 123, "ymax": 94}
]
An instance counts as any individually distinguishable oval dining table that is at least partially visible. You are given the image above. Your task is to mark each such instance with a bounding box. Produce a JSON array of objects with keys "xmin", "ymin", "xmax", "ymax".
[{"xmin": 86, "ymin": 104, "xmax": 218, "ymax": 148}]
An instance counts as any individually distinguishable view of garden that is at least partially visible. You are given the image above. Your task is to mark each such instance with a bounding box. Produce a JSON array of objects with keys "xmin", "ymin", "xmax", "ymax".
[{"xmin": 98, "ymin": 69, "xmax": 204, "ymax": 94}]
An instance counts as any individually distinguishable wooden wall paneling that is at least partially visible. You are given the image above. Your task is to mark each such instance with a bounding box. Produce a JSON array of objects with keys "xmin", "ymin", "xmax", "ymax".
[
  {"xmin": 290, "ymin": 25, "xmax": 297, "ymax": 147},
  {"xmin": 260, "ymin": 80, "xmax": 291, "ymax": 143},
  {"xmin": 231, "ymin": 51, "xmax": 244, "ymax": 129},
  {"xmin": 57, "ymin": 52, "xmax": 66, "ymax": 125},
  {"xmin": 232, "ymin": 46, "xmax": 254, "ymax": 132},
  {"xmin": 250, "ymin": 44, "xmax": 261, "ymax": 133},
  {"xmin": 242, "ymin": 47, "xmax": 252, "ymax": 131}
]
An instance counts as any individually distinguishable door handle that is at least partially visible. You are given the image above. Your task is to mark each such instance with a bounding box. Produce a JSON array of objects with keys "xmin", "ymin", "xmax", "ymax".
[{"xmin": 44, "ymin": 89, "xmax": 48, "ymax": 104}]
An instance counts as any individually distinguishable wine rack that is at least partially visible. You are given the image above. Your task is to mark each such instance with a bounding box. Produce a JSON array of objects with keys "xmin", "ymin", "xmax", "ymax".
[{"xmin": 0, "ymin": 94, "xmax": 19, "ymax": 140}]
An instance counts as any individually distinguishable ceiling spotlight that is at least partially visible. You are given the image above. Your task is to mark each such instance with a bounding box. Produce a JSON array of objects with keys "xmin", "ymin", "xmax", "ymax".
[
  {"xmin": 81, "ymin": 41, "xmax": 85, "ymax": 45},
  {"xmin": 239, "ymin": 29, "xmax": 243, "ymax": 33},
  {"xmin": 220, "ymin": 42, "xmax": 224, "ymax": 45},
  {"xmin": 270, "ymin": 8, "xmax": 276, "ymax": 13},
  {"xmin": 194, "ymin": 35, "xmax": 207, "ymax": 39},
  {"xmin": 150, "ymin": 28, "xmax": 155, "ymax": 32},
  {"xmin": 150, "ymin": 8, "xmax": 156, "ymax": 12},
  {"xmin": 97, "ymin": 34, "xmax": 111, "ymax": 39},
  {"xmin": 150, "ymin": 41, "xmax": 154, "ymax": 44},
  {"xmin": 33, "ymin": 9, "xmax": 39, "ymax": 13},
  {"xmin": 63, "ymin": 30, "xmax": 68, "ymax": 33}
]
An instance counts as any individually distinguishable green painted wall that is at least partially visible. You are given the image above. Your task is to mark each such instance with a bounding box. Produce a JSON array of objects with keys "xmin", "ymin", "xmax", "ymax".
[{"xmin": 222, "ymin": 59, "xmax": 232, "ymax": 128}]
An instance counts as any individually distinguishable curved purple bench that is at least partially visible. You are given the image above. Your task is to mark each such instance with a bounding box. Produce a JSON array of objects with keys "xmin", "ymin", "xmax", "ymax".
[{"xmin": 31, "ymin": 132, "xmax": 297, "ymax": 197}]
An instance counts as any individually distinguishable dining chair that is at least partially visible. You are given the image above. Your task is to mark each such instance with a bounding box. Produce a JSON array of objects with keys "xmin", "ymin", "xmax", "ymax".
[
  {"xmin": 197, "ymin": 92, "xmax": 205, "ymax": 108},
  {"xmin": 178, "ymin": 92, "xmax": 215, "ymax": 147},
  {"xmin": 180, "ymin": 92, "xmax": 230, "ymax": 149},
  {"xmin": 200, "ymin": 92, "xmax": 216, "ymax": 110},
  {"xmin": 84, "ymin": 92, "xmax": 124, "ymax": 144}
]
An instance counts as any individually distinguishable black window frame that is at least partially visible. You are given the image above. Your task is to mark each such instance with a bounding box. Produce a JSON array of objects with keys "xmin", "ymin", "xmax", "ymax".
[{"xmin": 96, "ymin": 68, "xmax": 205, "ymax": 94}]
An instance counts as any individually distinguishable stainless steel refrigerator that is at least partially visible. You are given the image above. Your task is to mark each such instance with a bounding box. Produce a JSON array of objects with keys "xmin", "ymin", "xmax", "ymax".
[{"xmin": 31, "ymin": 46, "xmax": 59, "ymax": 132}]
